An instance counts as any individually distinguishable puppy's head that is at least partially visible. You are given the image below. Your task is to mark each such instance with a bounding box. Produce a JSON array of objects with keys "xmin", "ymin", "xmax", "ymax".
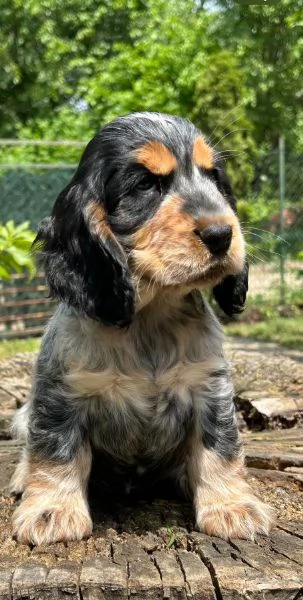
[{"xmin": 35, "ymin": 112, "xmax": 248, "ymax": 325}]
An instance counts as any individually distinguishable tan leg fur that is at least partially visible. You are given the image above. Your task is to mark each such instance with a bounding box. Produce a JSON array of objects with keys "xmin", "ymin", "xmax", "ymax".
[
  {"xmin": 9, "ymin": 448, "xmax": 29, "ymax": 497},
  {"xmin": 12, "ymin": 445, "xmax": 92, "ymax": 545},
  {"xmin": 187, "ymin": 437, "xmax": 275, "ymax": 540}
]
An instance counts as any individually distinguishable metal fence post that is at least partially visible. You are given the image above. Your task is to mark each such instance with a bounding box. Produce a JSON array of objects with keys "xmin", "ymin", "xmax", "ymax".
[{"xmin": 279, "ymin": 135, "xmax": 286, "ymax": 305}]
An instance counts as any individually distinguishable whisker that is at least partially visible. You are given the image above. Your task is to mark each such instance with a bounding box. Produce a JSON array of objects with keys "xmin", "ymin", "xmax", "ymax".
[
  {"xmin": 216, "ymin": 148, "xmax": 244, "ymax": 155},
  {"xmin": 243, "ymin": 230, "xmax": 279, "ymax": 243},
  {"xmin": 245, "ymin": 251, "xmax": 265, "ymax": 265},
  {"xmin": 212, "ymin": 128, "xmax": 248, "ymax": 149},
  {"xmin": 215, "ymin": 151, "xmax": 245, "ymax": 161},
  {"xmin": 246, "ymin": 243, "xmax": 283, "ymax": 261},
  {"xmin": 241, "ymin": 226, "xmax": 290, "ymax": 245},
  {"xmin": 208, "ymin": 106, "xmax": 247, "ymax": 145}
]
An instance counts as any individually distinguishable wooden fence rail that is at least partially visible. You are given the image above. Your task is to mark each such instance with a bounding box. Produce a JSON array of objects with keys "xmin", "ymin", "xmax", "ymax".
[{"xmin": 0, "ymin": 273, "xmax": 54, "ymax": 339}]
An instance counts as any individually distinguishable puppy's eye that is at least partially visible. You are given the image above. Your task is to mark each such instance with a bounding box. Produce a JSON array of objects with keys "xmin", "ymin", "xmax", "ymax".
[{"xmin": 135, "ymin": 174, "xmax": 158, "ymax": 192}]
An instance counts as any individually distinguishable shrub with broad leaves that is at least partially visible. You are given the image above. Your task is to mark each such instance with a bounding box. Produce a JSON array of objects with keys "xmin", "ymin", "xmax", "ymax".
[{"xmin": 0, "ymin": 221, "xmax": 36, "ymax": 280}]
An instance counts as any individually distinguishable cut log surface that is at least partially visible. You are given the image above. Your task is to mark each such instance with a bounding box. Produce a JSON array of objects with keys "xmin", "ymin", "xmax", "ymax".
[
  {"xmin": 0, "ymin": 433, "xmax": 303, "ymax": 599},
  {"xmin": 0, "ymin": 341, "xmax": 302, "ymax": 598},
  {"xmin": 243, "ymin": 429, "xmax": 303, "ymax": 470}
]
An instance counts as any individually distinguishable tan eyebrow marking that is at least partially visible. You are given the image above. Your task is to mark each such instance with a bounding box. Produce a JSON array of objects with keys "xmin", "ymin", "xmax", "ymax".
[
  {"xmin": 134, "ymin": 141, "xmax": 177, "ymax": 176},
  {"xmin": 192, "ymin": 136, "xmax": 214, "ymax": 170}
]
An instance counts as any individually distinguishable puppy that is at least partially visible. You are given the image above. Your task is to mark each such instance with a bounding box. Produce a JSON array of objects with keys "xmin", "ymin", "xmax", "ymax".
[{"xmin": 11, "ymin": 112, "xmax": 273, "ymax": 544}]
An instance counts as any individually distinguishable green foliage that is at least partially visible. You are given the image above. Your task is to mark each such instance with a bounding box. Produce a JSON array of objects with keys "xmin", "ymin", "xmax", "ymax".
[
  {"xmin": 213, "ymin": 0, "xmax": 303, "ymax": 150},
  {"xmin": 0, "ymin": 337, "xmax": 41, "ymax": 358},
  {"xmin": 237, "ymin": 196, "xmax": 279, "ymax": 260},
  {"xmin": 238, "ymin": 197, "xmax": 278, "ymax": 226},
  {"xmin": 0, "ymin": 0, "xmax": 142, "ymax": 137},
  {"xmin": 225, "ymin": 316, "xmax": 303, "ymax": 351},
  {"xmin": 190, "ymin": 50, "xmax": 256, "ymax": 196},
  {"xmin": 0, "ymin": 116, "xmax": 87, "ymax": 165},
  {"xmin": 165, "ymin": 527, "xmax": 176, "ymax": 549},
  {"xmin": 81, "ymin": 0, "xmax": 211, "ymax": 124},
  {"xmin": 3, "ymin": 0, "xmax": 301, "ymax": 149},
  {"xmin": 0, "ymin": 220, "xmax": 36, "ymax": 280},
  {"xmin": 1, "ymin": 0, "xmax": 302, "ymax": 155}
]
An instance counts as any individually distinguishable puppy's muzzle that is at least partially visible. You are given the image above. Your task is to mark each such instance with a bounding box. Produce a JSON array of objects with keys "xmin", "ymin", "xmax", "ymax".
[{"xmin": 195, "ymin": 224, "xmax": 232, "ymax": 255}]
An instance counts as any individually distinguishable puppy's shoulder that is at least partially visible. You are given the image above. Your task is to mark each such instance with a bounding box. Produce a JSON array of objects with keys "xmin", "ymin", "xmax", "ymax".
[{"xmin": 37, "ymin": 305, "xmax": 90, "ymax": 372}]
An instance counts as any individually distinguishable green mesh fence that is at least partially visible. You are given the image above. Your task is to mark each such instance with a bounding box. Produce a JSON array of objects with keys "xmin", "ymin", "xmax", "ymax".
[
  {"xmin": 0, "ymin": 167, "xmax": 76, "ymax": 229},
  {"xmin": 242, "ymin": 146, "xmax": 303, "ymax": 306}
]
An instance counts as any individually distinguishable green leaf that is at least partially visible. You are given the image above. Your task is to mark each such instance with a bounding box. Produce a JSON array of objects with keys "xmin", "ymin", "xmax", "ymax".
[
  {"xmin": 0, "ymin": 221, "xmax": 36, "ymax": 280},
  {"xmin": 0, "ymin": 265, "xmax": 10, "ymax": 280}
]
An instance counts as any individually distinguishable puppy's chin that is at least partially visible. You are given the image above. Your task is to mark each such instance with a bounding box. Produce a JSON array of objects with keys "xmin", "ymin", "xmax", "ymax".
[
  {"xmin": 138, "ymin": 253, "xmax": 244, "ymax": 292},
  {"xmin": 187, "ymin": 254, "xmax": 246, "ymax": 288},
  {"xmin": 134, "ymin": 255, "xmax": 245, "ymax": 313}
]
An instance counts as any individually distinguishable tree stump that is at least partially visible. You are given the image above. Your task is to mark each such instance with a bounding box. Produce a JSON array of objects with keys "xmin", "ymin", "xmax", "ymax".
[{"xmin": 0, "ymin": 430, "xmax": 302, "ymax": 599}]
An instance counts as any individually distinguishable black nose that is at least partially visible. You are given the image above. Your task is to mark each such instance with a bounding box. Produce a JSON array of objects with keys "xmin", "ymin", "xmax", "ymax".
[{"xmin": 197, "ymin": 224, "xmax": 232, "ymax": 255}]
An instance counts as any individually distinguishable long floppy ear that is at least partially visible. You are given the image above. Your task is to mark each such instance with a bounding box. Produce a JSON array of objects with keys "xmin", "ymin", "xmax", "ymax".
[
  {"xmin": 34, "ymin": 172, "xmax": 134, "ymax": 327},
  {"xmin": 213, "ymin": 258, "xmax": 249, "ymax": 316},
  {"xmin": 212, "ymin": 164, "xmax": 248, "ymax": 316}
]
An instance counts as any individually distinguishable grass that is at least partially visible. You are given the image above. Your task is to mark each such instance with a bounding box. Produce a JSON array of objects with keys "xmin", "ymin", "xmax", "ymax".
[
  {"xmin": 0, "ymin": 337, "xmax": 41, "ymax": 359},
  {"xmin": 225, "ymin": 315, "xmax": 303, "ymax": 351},
  {"xmin": 165, "ymin": 527, "xmax": 176, "ymax": 549}
]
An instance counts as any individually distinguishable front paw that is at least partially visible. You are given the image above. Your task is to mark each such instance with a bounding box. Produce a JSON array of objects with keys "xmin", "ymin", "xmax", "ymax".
[
  {"xmin": 196, "ymin": 495, "xmax": 274, "ymax": 540},
  {"xmin": 12, "ymin": 497, "xmax": 93, "ymax": 545}
]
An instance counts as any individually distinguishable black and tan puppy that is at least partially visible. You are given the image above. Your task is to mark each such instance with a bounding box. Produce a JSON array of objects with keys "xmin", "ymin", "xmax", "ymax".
[{"xmin": 11, "ymin": 112, "xmax": 273, "ymax": 545}]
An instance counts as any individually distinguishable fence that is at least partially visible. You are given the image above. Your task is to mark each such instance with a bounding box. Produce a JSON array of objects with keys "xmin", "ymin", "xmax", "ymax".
[
  {"xmin": 0, "ymin": 139, "xmax": 84, "ymax": 229},
  {"xmin": 0, "ymin": 138, "xmax": 302, "ymax": 338},
  {"xmin": 243, "ymin": 140, "xmax": 303, "ymax": 307},
  {"xmin": 0, "ymin": 140, "xmax": 83, "ymax": 338},
  {"xmin": 0, "ymin": 272, "xmax": 55, "ymax": 339}
]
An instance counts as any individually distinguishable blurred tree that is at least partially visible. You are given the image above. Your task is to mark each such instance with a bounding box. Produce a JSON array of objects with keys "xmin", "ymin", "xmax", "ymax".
[
  {"xmin": 78, "ymin": 0, "xmax": 212, "ymax": 124},
  {"xmin": 190, "ymin": 50, "xmax": 256, "ymax": 196},
  {"xmin": 213, "ymin": 0, "xmax": 303, "ymax": 151},
  {"xmin": 1, "ymin": 0, "xmax": 212, "ymax": 139},
  {"xmin": 0, "ymin": 0, "xmax": 142, "ymax": 136},
  {"xmin": 0, "ymin": 0, "xmax": 215, "ymax": 157}
]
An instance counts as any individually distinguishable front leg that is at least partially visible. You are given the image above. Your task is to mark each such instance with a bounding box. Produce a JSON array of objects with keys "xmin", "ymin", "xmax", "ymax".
[
  {"xmin": 12, "ymin": 444, "xmax": 92, "ymax": 545},
  {"xmin": 11, "ymin": 362, "xmax": 93, "ymax": 545},
  {"xmin": 188, "ymin": 367, "xmax": 274, "ymax": 540}
]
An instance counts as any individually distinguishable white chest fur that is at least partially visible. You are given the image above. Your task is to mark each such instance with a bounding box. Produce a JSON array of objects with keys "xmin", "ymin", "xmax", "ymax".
[
  {"xmin": 65, "ymin": 358, "xmax": 223, "ymax": 408},
  {"xmin": 56, "ymin": 296, "xmax": 225, "ymax": 460}
]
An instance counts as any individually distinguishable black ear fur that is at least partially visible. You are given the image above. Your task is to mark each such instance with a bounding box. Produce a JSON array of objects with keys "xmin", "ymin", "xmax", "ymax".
[
  {"xmin": 34, "ymin": 179, "xmax": 134, "ymax": 327},
  {"xmin": 212, "ymin": 163, "xmax": 248, "ymax": 316},
  {"xmin": 212, "ymin": 259, "xmax": 249, "ymax": 316}
]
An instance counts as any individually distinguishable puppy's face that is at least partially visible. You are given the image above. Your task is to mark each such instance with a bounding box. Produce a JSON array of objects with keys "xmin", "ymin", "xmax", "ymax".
[
  {"xmin": 35, "ymin": 112, "xmax": 248, "ymax": 325},
  {"xmin": 98, "ymin": 130, "xmax": 244, "ymax": 289}
]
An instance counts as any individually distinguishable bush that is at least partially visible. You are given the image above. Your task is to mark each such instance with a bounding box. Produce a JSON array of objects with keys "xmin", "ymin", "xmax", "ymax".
[{"xmin": 0, "ymin": 220, "xmax": 36, "ymax": 280}]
